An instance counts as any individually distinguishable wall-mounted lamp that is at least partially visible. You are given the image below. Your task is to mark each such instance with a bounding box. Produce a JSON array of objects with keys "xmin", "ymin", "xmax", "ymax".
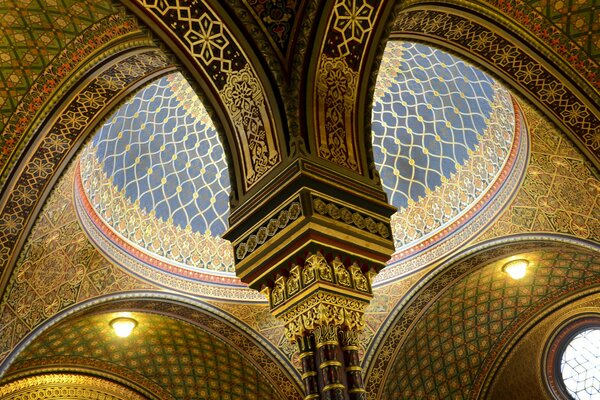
[
  {"xmin": 502, "ymin": 259, "xmax": 529, "ymax": 280},
  {"xmin": 110, "ymin": 317, "xmax": 137, "ymax": 337}
]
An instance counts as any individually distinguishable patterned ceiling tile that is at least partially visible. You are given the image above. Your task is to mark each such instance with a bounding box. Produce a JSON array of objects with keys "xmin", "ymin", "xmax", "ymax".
[
  {"xmin": 0, "ymin": 161, "xmax": 154, "ymax": 365},
  {"xmin": 477, "ymin": 101, "xmax": 600, "ymax": 244},
  {"xmin": 524, "ymin": 0, "xmax": 599, "ymax": 62},
  {"xmin": 0, "ymin": 0, "xmax": 115, "ymax": 120},
  {"xmin": 378, "ymin": 244, "xmax": 600, "ymax": 399},
  {"xmin": 207, "ymin": 301, "xmax": 298, "ymax": 367},
  {"xmin": 0, "ymin": 0, "xmax": 120, "ymax": 174},
  {"xmin": 10, "ymin": 312, "xmax": 286, "ymax": 400},
  {"xmin": 485, "ymin": 0, "xmax": 600, "ymax": 89}
]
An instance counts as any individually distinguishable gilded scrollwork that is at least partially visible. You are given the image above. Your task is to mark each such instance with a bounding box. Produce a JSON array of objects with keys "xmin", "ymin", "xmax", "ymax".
[
  {"xmin": 310, "ymin": 253, "xmax": 333, "ymax": 282},
  {"xmin": 349, "ymin": 264, "xmax": 369, "ymax": 293},
  {"xmin": 272, "ymin": 275, "xmax": 287, "ymax": 307},
  {"xmin": 302, "ymin": 259, "xmax": 317, "ymax": 286},
  {"xmin": 313, "ymin": 324, "xmax": 339, "ymax": 345},
  {"xmin": 0, "ymin": 374, "xmax": 147, "ymax": 400},
  {"xmin": 333, "ymin": 258, "xmax": 352, "ymax": 288},
  {"xmin": 235, "ymin": 200, "xmax": 302, "ymax": 260},
  {"xmin": 339, "ymin": 329, "xmax": 360, "ymax": 347},
  {"xmin": 268, "ymin": 252, "xmax": 373, "ymax": 308},
  {"xmin": 315, "ymin": 55, "xmax": 359, "ymax": 171},
  {"xmin": 312, "ymin": 197, "xmax": 391, "ymax": 239},
  {"xmin": 222, "ymin": 64, "xmax": 280, "ymax": 186},
  {"xmin": 286, "ymin": 265, "xmax": 301, "ymax": 297},
  {"xmin": 279, "ymin": 292, "xmax": 368, "ymax": 342}
]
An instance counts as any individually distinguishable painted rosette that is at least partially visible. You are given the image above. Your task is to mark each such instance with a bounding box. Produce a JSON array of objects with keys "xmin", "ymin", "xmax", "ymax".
[{"xmin": 372, "ymin": 41, "xmax": 527, "ymax": 284}]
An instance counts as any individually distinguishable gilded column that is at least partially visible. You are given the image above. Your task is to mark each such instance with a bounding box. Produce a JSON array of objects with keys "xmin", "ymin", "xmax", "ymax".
[
  {"xmin": 314, "ymin": 325, "xmax": 346, "ymax": 400},
  {"xmin": 224, "ymin": 171, "xmax": 396, "ymax": 399},
  {"xmin": 298, "ymin": 335, "xmax": 320, "ymax": 400},
  {"xmin": 340, "ymin": 330, "xmax": 365, "ymax": 400}
]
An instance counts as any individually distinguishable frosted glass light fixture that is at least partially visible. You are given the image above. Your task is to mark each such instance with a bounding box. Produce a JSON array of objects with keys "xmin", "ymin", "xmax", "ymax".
[
  {"xmin": 502, "ymin": 259, "xmax": 528, "ymax": 279},
  {"xmin": 110, "ymin": 317, "xmax": 137, "ymax": 337}
]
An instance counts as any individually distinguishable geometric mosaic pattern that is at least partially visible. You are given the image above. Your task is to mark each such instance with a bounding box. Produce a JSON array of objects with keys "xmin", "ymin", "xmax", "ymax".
[
  {"xmin": 0, "ymin": 0, "xmax": 115, "ymax": 131},
  {"xmin": 84, "ymin": 72, "xmax": 230, "ymax": 236},
  {"xmin": 379, "ymin": 245, "xmax": 600, "ymax": 399},
  {"xmin": 9, "ymin": 312, "xmax": 285, "ymax": 400},
  {"xmin": 0, "ymin": 162, "xmax": 154, "ymax": 365},
  {"xmin": 477, "ymin": 101, "xmax": 600, "ymax": 244},
  {"xmin": 0, "ymin": 49, "xmax": 171, "ymax": 286},
  {"xmin": 0, "ymin": 0, "xmax": 122, "ymax": 183},
  {"xmin": 373, "ymin": 41, "xmax": 515, "ymax": 254},
  {"xmin": 521, "ymin": 0, "xmax": 599, "ymax": 84}
]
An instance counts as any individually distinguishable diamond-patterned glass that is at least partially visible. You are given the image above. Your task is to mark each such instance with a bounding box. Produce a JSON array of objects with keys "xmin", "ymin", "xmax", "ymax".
[{"xmin": 561, "ymin": 329, "xmax": 600, "ymax": 400}]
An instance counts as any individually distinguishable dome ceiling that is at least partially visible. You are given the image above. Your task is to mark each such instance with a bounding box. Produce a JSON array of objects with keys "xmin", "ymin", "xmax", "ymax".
[
  {"xmin": 372, "ymin": 41, "xmax": 526, "ymax": 280},
  {"xmin": 75, "ymin": 72, "xmax": 261, "ymax": 300},
  {"xmin": 89, "ymin": 72, "xmax": 230, "ymax": 236},
  {"xmin": 76, "ymin": 43, "xmax": 527, "ymax": 293}
]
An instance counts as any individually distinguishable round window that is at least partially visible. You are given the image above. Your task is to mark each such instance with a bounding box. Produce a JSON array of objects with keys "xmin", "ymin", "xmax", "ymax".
[{"xmin": 545, "ymin": 316, "xmax": 600, "ymax": 400}]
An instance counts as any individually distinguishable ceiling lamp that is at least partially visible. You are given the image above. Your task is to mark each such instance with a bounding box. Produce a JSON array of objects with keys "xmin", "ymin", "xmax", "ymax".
[
  {"xmin": 502, "ymin": 259, "xmax": 529, "ymax": 280},
  {"xmin": 110, "ymin": 317, "xmax": 137, "ymax": 337}
]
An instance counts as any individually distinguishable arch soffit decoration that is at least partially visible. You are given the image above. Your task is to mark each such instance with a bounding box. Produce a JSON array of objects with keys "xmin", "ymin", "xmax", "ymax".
[
  {"xmin": 0, "ymin": 4, "xmax": 144, "ymax": 190},
  {"xmin": 364, "ymin": 235, "xmax": 600, "ymax": 399},
  {"xmin": 1, "ymin": 292, "xmax": 303, "ymax": 400},
  {"xmin": 487, "ymin": 297, "xmax": 600, "ymax": 399},
  {"xmin": 0, "ymin": 372, "xmax": 158, "ymax": 400},
  {"xmin": 121, "ymin": 0, "xmax": 287, "ymax": 201},
  {"xmin": 125, "ymin": 0, "xmax": 403, "ymax": 185},
  {"xmin": 386, "ymin": 2, "xmax": 600, "ymax": 170},
  {"xmin": 306, "ymin": 0, "xmax": 396, "ymax": 178},
  {"xmin": 0, "ymin": 49, "xmax": 176, "ymax": 295}
]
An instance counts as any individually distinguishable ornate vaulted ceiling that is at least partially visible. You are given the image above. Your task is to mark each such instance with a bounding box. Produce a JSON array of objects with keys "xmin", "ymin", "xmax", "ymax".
[
  {"xmin": 6, "ymin": 311, "xmax": 295, "ymax": 399},
  {"xmin": 370, "ymin": 242, "xmax": 600, "ymax": 399},
  {"xmin": 0, "ymin": 0, "xmax": 598, "ymax": 399}
]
